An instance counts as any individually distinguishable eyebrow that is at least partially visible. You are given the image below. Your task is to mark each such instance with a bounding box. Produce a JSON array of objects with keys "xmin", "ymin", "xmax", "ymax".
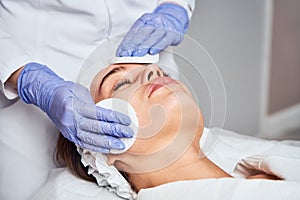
[{"xmin": 98, "ymin": 66, "xmax": 126, "ymax": 93}]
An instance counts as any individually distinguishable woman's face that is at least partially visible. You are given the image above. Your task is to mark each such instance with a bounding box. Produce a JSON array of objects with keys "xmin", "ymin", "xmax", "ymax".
[{"xmin": 90, "ymin": 63, "xmax": 203, "ymax": 173}]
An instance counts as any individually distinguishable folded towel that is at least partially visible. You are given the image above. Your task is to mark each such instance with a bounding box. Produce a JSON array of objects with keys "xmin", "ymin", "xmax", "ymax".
[{"xmin": 233, "ymin": 154, "xmax": 300, "ymax": 181}]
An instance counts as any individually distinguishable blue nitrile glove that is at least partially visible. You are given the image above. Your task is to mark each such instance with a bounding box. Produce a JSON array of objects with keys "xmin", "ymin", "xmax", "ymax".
[
  {"xmin": 117, "ymin": 3, "xmax": 189, "ymax": 57},
  {"xmin": 18, "ymin": 62, "xmax": 133, "ymax": 153}
]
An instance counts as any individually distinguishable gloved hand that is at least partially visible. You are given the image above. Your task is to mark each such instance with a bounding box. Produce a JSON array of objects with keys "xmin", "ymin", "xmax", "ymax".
[
  {"xmin": 117, "ymin": 3, "xmax": 189, "ymax": 57},
  {"xmin": 18, "ymin": 62, "xmax": 133, "ymax": 153}
]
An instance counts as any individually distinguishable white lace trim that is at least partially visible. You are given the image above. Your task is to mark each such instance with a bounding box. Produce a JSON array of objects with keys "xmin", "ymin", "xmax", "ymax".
[{"xmin": 77, "ymin": 147, "xmax": 137, "ymax": 199}]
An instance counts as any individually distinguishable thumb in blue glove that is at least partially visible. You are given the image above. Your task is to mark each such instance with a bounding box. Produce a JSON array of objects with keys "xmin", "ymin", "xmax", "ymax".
[
  {"xmin": 117, "ymin": 3, "xmax": 189, "ymax": 57},
  {"xmin": 18, "ymin": 62, "xmax": 133, "ymax": 153}
]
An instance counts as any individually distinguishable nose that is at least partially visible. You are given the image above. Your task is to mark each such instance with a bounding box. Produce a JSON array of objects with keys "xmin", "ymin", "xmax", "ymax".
[{"xmin": 143, "ymin": 64, "xmax": 163, "ymax": 83}]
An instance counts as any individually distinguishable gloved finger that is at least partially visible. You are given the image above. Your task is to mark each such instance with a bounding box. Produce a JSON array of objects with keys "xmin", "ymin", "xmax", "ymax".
[
  {"xmin": 79, "ymin": 118, "xmax": 134, "ymax": 138},
  {"xmin": 80, "ymin": 105, "xmax": 131, "ymax": 126},
  {"xmin": 131, "ymin": 47, "xmax": 149, "ymax": 57},
  {"xmin": 122, "ymin": 13, "xmax": 155, "ymax": 42},
  {"xmin": 168, "ymin": 30, "xmax": 184, "ymax": 46},
  {"xmin": 96, "ymin": 106, "xmax": 132, "ymax": 125},
  {"xmin": 117, "ymin": 26, "xmax": 156, "ymax": 57},
  {"xmin": 77, "ymin": 131, "xmax": 125, "ymax": 151},
  {"xmin": 149, "ymin": 30, "xmax": 183, "ymax": 55},
  {"xmin": 68, "ymin": 134, "xmax": 110, "ymax": 153},
  {"xmin": 149, "ymin": 36, "xmax": 170, "ymax": 55},
  {"xmin": 80, "ymin": 142, "xmax": 110, "ymax": 153},
  {"xmin": 116, "ymin": 19, "xmax": 145, "ymax": 57},
  {"xmin": 132, "ymin": 28, "xmax": 167, "ymax": 56}
]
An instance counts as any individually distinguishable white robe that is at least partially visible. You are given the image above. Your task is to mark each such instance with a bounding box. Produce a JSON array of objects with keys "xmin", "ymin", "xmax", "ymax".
[{"xmin": 0, "ymin": 1, "xmax": 195, "ymax": 199}]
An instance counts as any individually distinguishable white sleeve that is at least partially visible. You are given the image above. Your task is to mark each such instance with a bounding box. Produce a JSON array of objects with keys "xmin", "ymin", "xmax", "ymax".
[
  {"xmin": 157, "ymin": 0, "xmax": 196, "ymax": 19},
  {"xmin": 0, "ymin": 22, "xmax": 31, "ymax": 99}
]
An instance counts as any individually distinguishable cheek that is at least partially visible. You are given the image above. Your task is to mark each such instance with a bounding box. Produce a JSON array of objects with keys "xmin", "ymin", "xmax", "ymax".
[
  {"xmin": 107, "ymin": 91, "xmax": 203, "ymax": 173},
  {"xmin": 129, "ymin": 94, "xmax": 186, "ymax": 153},
  {"xmin": 112, "ymin": 86, "xmax": 199, "ymax": 154},
  {"xmin": 112, "ymin": 85, "xmax": 151, "ymax": 126}
]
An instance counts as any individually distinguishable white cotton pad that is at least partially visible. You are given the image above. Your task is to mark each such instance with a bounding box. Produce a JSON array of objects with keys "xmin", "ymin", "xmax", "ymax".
[
  {"xmin": 111, "ymin": 54, "xmax": 159, "ymax": 64},
  {"xmin": 96, "ymin": 98, "xmax": 138, "ymax": 154}
]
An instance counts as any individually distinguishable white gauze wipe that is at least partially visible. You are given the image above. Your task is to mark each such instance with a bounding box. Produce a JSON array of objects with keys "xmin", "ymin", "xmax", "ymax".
[
  {"xmin": 96, "ymin": 98, "xmax": 139, "ymax": 154},
  {"xmin": 111, "ymin": 54, "xmax": 159, "ymax": 64},
  {"xmin": 77, "ymin": 98, "xmax": 139, "ymax": 199}
]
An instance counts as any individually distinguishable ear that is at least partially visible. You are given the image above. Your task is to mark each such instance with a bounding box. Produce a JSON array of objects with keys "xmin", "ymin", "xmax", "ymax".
[
  {"xmin": 106, "ymin": 154, "xmax": 118, "ymax": 166},
  {"xmin": 106, "ymin": 153, "xmax": 131, "ymax": 166},
  {"xmin": 106, "ymin": 153, "xmax": 138, "ymax": 173}
]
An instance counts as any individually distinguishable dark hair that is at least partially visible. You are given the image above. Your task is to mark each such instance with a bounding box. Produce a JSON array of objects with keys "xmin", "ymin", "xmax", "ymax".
[
  {"xmin": 55, "ymin": 134, "xmax": 96, "ymax": 183},
  {"xmin": 55, "ymin": 134, "xmax": 133, "ymax": 190}
]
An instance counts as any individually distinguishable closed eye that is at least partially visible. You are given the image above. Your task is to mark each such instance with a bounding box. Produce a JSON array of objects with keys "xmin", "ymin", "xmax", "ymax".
[
  {"xmin": 113, "ymin": 70, "xmax": 170, "ymax": 92},
  {"xmin": 113, "ymin": 79, "xmax": 132, "ymax": 91}
]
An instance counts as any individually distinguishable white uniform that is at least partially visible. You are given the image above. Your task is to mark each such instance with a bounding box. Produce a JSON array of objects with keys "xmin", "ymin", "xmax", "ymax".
[{"xmin": 0, "ymin": 0, "xmax": 195, "ymax": 199}]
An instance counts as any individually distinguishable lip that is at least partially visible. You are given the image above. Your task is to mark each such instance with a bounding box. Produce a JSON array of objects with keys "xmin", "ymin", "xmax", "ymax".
[{"xmin": 147, "ymin": 77, "xmax": 179, "ymax": 97}]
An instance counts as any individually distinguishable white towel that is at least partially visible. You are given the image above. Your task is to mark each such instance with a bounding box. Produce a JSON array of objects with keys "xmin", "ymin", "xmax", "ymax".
[
  {"xmin": 137, "ymin": 178, "xmax": 300, "ymax": 200},
  {"xmin": 233, "ymin": 155, "xmax": 300, "ymax": 181}
]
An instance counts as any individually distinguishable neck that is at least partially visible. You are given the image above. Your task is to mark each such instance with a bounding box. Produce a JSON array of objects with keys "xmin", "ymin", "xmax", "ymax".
[{"xmin": 128, "ymin": 135, "xmax": 231, "ymax": 191}]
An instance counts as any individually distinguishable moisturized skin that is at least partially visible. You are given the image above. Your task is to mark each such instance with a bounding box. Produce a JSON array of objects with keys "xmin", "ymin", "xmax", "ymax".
[
  {"xmin": 90, "ymin": 64, "xmax": 200, "ymax": 157},
  {"xmin": 90, "ymin": 63, "xmax": 279, "ymax": 191}
]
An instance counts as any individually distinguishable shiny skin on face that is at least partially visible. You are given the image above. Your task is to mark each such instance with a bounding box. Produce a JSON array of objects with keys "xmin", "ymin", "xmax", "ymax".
[{"xmin": 90, "ymin": 63, "xmax": 203, "ymax": 172}]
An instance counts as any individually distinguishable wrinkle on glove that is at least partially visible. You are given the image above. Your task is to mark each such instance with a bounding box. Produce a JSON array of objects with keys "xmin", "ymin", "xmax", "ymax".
[{"xmin": 117, "ymin": 3, "xmax": 189, "ymax": 57}]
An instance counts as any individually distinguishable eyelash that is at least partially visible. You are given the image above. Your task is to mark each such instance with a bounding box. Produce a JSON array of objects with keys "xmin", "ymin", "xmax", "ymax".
[
  {"xmin": 113, "ymin": 79, "xmax": 132, "ymax": 91},
  {"xmin": 113, "ymin": 72, "xmax": 171, "ymax": 92}
]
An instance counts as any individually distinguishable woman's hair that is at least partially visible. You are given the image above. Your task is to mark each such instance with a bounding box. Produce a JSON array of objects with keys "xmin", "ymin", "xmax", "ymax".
[
  {"xmin": 55, "ymin": 134, "xmax": 96, "ymax": 183},
  {"xmin": 55, "ymin": 134, "xmax": 132, "ymax": 188}
]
